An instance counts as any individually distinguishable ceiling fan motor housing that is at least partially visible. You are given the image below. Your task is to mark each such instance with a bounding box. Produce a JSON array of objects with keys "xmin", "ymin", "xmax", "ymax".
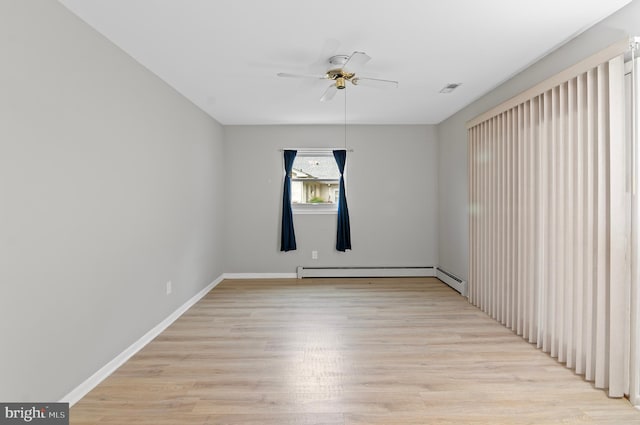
[
  {"xmin": 329, "ymin": 55, "xmax": 349, "ymax": 66},
  {"xmin": 326, "ymin": 69, "xmax": 354, "ymax": 89}
]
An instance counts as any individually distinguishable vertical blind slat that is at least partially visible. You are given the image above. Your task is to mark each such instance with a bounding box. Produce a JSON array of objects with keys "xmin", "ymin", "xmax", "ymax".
[
  {"xmin": 528, "ymin": 99, "xmax": 538, "ymax": 342},
  {"xmin": 566, "ymin": 77, "xmax": 577, "ymax": 368},
  {"xmin": 502, "ymin": 113, "xmax": 508, "ymax": 326},
  {"xmin": 545, "ymin": 87, "xmax": 558, "ymax": 357},
  {"xmin": 517, "ymin": 105, "xmax": 524, "ymax": 335},
  {"xmin": 557, "ymin": 83, "xmax": 566, "ymax": 361},
  {"xmin": 522, "ymin": 103, "xmax": 528, "ymax": 335},
  {"xmin": 575, "ymin": 72, "xmax": 587, "ymax": 375},
  {"xmin": 585, "ymin": 67, "xmax": 597, "ymax": 382},
  {"xmin": 484, "ymin": 120, "xmax": 490, "ymax": 313},
  {"xmin": 537, "ymin": 94, "xmax": 547, "ymax": 349},
  {"xmin": 491, "ymin": 116, "xmax": 498, "ymax": 320},
  {"xmin": 469, "ymin": 126, "xmax": 476, "ymax": 304},
  {"xmin": 505, "ymin": 111, "xmax": 512, "ymax": 328},
  {"xmin": 594, "ymin": 63, "xmax": 609, "ymax": 389},
  {"xmin": 511, "ymin": 113, "xmax": 517, "ymax": 327},
  {"xmin": 608, "ymin": 54, "xmax": 627, "ymax": 397}
]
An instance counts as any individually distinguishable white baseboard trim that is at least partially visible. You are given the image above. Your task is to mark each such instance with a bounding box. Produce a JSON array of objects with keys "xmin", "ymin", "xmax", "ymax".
[
  {"xmin": 223, "ymin": 273, "xmax": 297, "ymax": 279},
  {"xmin": 61, "ymin": 267, "xmax": 468, "ymax": 406},
  {"xmin": 60, "ymin": 274, "xmax": 225, "ymax": 407}
]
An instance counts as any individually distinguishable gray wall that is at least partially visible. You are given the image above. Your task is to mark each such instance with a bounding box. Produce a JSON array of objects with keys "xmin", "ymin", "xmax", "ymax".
[
  {"xmin": 436, "ymin": 0, "xmax": 640, "ymax": 282},
  {"xmin": 8, "ymin": 0, "xmax": 637, "ymax": 405},
  {"xmin": 0, "ymin": 0, "xmax": 225, "ymax": 401},
  {"xmin": 224, "ymin": 125, "xmax": 439, "ymax": 273}
]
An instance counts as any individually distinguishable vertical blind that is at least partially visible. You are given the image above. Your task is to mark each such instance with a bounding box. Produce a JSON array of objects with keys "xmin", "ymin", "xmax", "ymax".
[{"xmin": 467, "ymin": 53, "xmax": 628, "ymax": 396}]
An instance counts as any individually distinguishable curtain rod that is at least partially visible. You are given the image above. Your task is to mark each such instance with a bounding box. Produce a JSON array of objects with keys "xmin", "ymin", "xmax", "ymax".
[{"xmin": 278, "ymin": 148, "xmax": 354, "ymax": 152}]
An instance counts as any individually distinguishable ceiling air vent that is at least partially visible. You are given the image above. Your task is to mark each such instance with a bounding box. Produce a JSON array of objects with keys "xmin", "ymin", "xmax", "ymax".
[{"xmin": 439, "ymin": 83, "xmax": 461, "ymax": 94}]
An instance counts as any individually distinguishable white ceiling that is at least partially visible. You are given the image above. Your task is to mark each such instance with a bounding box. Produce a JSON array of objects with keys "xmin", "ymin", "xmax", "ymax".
[{"xmin": 58, "ymin": 0, "xmax": 631, "ymax": 125}]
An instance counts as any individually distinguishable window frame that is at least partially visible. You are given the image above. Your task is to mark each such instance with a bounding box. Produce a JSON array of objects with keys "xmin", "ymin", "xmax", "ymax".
[{"xmin": 290, "ymin": 149, "xmax": 341, "ymax": 215}]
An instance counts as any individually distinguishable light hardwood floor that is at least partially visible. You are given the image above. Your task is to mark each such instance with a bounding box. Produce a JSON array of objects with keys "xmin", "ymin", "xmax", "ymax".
[{"xmin": 71, "ymin": 277, "xmax": 640, "ymax": 424}]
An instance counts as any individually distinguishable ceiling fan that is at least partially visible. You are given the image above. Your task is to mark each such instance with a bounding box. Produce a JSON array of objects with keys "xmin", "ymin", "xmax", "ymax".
[{"xmin": 277, "ymin": 51, "xmax": 399, "ymax": 101}]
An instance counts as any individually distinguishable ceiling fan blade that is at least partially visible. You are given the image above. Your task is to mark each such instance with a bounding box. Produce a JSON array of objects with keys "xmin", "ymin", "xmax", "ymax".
[
  {"xmin": 277, "ymin": 72, "xmax": 326, "ymax": 80},
  {"xmin": 309, "ymin": 39, "xmax": 341, "ymax": 73},
  {"xmin": 352, "ymin": 77, "xmax": 399, "ymax": 89},
  {"xmin": 320, "ymin": 84, "xmax": 338, "ymax": 102},
  {"xmin": 343, "ymin": 51, "xmax": 371, "ymax": 73}
]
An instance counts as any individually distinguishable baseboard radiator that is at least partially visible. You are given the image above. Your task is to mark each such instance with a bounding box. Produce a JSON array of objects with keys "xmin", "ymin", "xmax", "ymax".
[
  {"xmin": 296, "ymin": 265, "xmax": 467, "ymax": 297},
  {"xmin": 435, "ymin": 267, "xmax": 468, "ymax": 297},
  {"xmin": 296, "ymin": 266, "xmax": 435, "ymax": 279}
]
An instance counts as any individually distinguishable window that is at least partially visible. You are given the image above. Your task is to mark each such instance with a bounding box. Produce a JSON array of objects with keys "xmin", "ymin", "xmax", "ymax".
[{"xmin": 290, "ymin": 152, "xmax": 340, "ymax": 214}]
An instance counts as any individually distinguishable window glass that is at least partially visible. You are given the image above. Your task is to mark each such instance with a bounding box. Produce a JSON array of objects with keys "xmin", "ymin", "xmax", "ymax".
[{"xmin": 291, "ymin": 154, "xmax": 340, "ymax": 210}]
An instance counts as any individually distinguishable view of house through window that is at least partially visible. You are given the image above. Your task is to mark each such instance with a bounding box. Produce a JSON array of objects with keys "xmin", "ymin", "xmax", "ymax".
[{"xmin": 291, "ymin": 154, "xmax": 340, "ymax": 210}]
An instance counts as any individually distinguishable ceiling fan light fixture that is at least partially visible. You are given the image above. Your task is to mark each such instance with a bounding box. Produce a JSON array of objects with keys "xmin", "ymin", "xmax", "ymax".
[{"xmin": 336, "ymin": 77, "xmax": 346, "ymax": 89}]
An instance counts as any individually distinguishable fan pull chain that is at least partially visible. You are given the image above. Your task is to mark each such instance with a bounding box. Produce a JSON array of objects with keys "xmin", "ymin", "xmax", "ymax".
[{"xmin": 344, "ymin": 86, "xmax": 347, "ymax": 149}]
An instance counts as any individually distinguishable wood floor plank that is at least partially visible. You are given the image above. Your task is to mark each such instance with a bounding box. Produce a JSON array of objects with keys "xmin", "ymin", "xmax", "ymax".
[{"xmin": 71, "ymin": 278, "xmax": 640, "ymax": 424}]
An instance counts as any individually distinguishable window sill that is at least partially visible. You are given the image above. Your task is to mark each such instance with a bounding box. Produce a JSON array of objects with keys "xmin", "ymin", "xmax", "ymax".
[{"xmin": 292, "ymin": 205, "xmax": 338, "ymax": 215}]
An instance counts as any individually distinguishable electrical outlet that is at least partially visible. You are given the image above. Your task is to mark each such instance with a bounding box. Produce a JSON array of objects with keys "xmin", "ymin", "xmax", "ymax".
[
  {"xmin": 166, "ymin": 281, "xmax": 172, "ymax": 295},
  {"xmin": 312, "ymin": 250, "xmax": 318, "ymax": 260}
]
